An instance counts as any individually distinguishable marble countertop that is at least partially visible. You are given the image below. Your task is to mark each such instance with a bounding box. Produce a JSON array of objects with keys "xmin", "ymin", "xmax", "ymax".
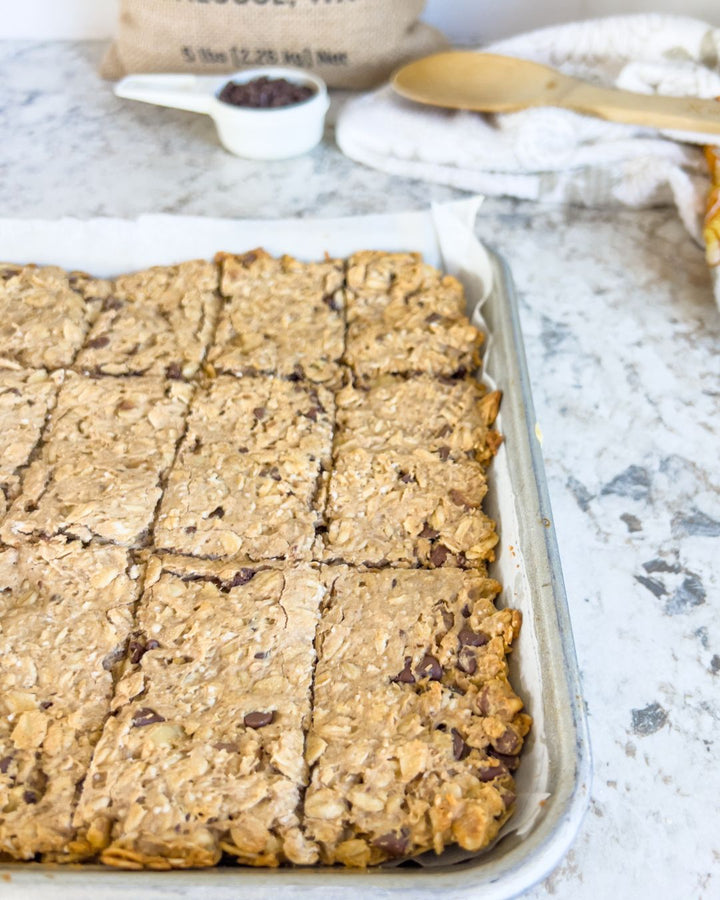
[{"xmin": 1, "ymin": 40, "xmax": 719, "ymax": 900}]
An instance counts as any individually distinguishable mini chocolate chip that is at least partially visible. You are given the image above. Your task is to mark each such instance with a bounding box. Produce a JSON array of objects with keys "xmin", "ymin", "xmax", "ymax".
[
  {"xmin": 458, "ymin": 626, "xmax": 490, "ymax": 647},
  {"xmin": 392, "ymin": 656, "xmax": 415, "ymax": 684},
  {"xmin": 0, "ymin": 756, "xmax": 13, "ymax": 773},
  {"xmin": 268, "ymin": 466, "xmax": 281, "ymax": 481},
  {"xmin": 238, "ymin": 446, "xmax": 249, "ymax": 453},
  {"xmin": 87, "ymin": 335, "xmax": 110, "ymax": 349},
  {"xmin": 373, "ymin": 829, "xmax": 409, "ymax": 857},
  {"xmin": 477, "ymin": 764, "xmax": 507, "ymax": 782},
  {"xmin": 208, "ymin": 506, "xmax": 225, "ymax": 519},
  {"xmin": 415, "ymin": 654, "xmax": 442, "ymax": 681},
  {"xmin": 323, "ymin": 293, "xmax": 340, "ymax": 312},
  {"xmin": 253, "ymin": 650, "xmax": 269, "ymax": 659},
  {"xmin": 238, "ymin": 250, "xmax": 258, "ymax": 265},
  {"xmin": 166, "ymin": 363, "xmax": 183, "ymax": 379},
  {"xmin": 458, "ymin": 649, "xmax": 477, "ymax": 675},
  {"xmin": 425, "ymin": 312, "xmax": 442, "ymax": 325},
  {"xmin": 39, "ymin": 700, "xmax": 53, "ymax": 710},
  {"xmin": 452, "ymin": 729, "xmax": 470, "ymax": 760},
  {"xmin": 429, "ymin": 544, "xmax": 449, "ymax": 566},
  {"xmin": 229, "ymin": 568, "xmax": 256, "ymax": 587},
  {"xmin": 492, "ymin": 751, "xmax": 520, "ymax": 772},
  {"xmin": 132, "ymin": 707, "xmax": 165, "ymax": 728},
  {"xmin": 253, "ymin": 406, "xmax": 266, "ymax": 419},
  {"xmin": 391, "ymin": 578, "xmax": 398, "ymax": 588},
  {"xmin": 461, "ymin": 604, "xmax": 471, "ymax": 617},
  {"xmin": 438, "ymin": 446, "xmax": 451, "ymax": 461},
  {"xmin": 185, "ymin": 525, "xmax": 197, "ymax": 534},
  {"xmin": 398, "ymin": 471, "xmax": 415, "ymax": 484},
  {"xmin": 219, "ymin": 76, "xmax": 315, "ymax": 109},
  {"xmin": 244, "ymin": 711, "xmax": 274, "ymax": 729},
  {"xmin": 492, "ymin": 728, "xmax": 521, "ymax": 756},
  {"xmin": 449, "ymin": 489, "xmax": 476, "ymax": 508},
  {"xmin": 436, "ymin": 423, "xmax": 452, "ymax": 438},
  {"xmin": 103, "ymin": 296, "xmax": 124, "ymax": 311},
  {"xmin": 23, "ymin": 791, "xmax": 37, "ymax": 804},
  {"xmin": 419, "ymin": 524, "xmax": 439, "ymax": 540}
]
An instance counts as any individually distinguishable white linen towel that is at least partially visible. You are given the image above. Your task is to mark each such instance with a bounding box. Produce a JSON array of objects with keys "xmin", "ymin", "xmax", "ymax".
[{"xmin": 336, "ymin": 14, "xmax": 720, "ymax": 303}]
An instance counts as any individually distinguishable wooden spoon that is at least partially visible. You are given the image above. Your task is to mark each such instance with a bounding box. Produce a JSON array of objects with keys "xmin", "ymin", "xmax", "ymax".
[{"xmin": 392, "ymin": 52, "xmax": 720, "ymax": 135}]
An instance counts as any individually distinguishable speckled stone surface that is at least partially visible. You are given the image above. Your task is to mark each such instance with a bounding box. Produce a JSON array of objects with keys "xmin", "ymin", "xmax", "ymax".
[{"xmin": 1, "ymin": 39, "xmax": 719, "ymax": 899}]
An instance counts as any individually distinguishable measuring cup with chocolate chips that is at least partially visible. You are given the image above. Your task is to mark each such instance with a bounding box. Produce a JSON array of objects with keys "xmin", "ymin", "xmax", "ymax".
[{"xmin": 114, "ymin": 67, "xmax": 329, "ymax": 159}]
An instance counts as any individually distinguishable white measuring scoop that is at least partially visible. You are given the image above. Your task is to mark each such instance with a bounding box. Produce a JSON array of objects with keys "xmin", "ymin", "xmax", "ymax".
[{"xmin": 115, "ymin": 67, "xmax": 329, "ymax": 159}]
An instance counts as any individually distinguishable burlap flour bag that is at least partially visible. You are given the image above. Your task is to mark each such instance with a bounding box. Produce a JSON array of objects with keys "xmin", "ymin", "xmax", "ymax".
[{"xmin": 102, "ymin": 0, "xmax": 447, "ymax": 89}]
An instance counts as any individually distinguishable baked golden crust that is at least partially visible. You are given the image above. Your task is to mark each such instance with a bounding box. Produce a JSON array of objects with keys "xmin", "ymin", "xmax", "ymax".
[{"xmin": 0, "ymin": 249, "xmax": 529, "ymax": 870}]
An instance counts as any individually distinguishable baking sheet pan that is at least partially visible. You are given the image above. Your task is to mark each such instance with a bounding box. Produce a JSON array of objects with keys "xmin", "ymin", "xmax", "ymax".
[{"xmin": 0, "ymin": 199, "xmax": 591, "ymax": 898}]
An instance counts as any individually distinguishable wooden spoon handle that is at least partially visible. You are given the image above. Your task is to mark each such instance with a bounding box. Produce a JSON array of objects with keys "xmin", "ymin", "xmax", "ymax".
[{"xmin": 562, "ymin": 81, "xmax": 720, "ymax": 134}]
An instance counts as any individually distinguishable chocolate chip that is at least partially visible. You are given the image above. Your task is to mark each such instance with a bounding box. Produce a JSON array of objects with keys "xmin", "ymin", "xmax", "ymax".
[
  {"xmin": 23, "ymin": 791, "xmax": 37, "ymax": 804},
  {"xmin": 419, "ymin": 523, "xmax": 439, "ymax": 540},
  {"xmin": 244, "ymin": 711, "xmax": 274, "ymax": 729},
  {"xmin": 492, "ymin": 728, "xmax": 521, "ymax": 756},
  {"xmin": 373, "ymin": 829, "xmax": 409, "ymax": 857},
  {"xmin": 287, "ymin": 363, "xmax": 305, "ymax": 382},
  {"xmin": 322, "ymin": 293, "xmax": 340, "ymax": 312},
  {"xmin": 392, "ymin": 657, "xmax": 415, "ymax": 684},
  {"xmin": 208, "ymin": 506, "xmax": 225, "ymax": 519},
  {"xmin": 229, "ymin": 568, "xmax": 256, "ymax": 587},
  {"xmin": 219, "ymin": 76, "xmax": 316, "ymax": 109},
  {"xmin": 129, "ymin": 637, "xmax": 160, "ymax": 665},
  {"xmin": 398, "ymin": 471, "xmax": 415, "ymax": 484},
  {"xmin": 86, "ymin": 335, "xmax": 110, "ymax": 349},
  {"xmin": 103, "ymin": 296, "xmax": 124, "ymax": 311},
  {"xmin": 461, "ymin": 604, "xmax": 471, "ymax": 617},
  {"xmin": 253, "ymin": 406, "xmax": 266, "ymax": 419},
  {"xmin": 166, "ymin": 363, "xmax": 183, "ymax": 379},
  {"xmin": 185, "ymin": 525, "xmax": 197, "ymax": 534},
  {"xmin": 477, "ymin": 763, "xmax": 507, "ymax": 782},
  {"xmin": 458, "ymin": 626, "xmax": 490, "ymax": 647},
  {"xmin": 436, "ymin": 423, "xmax": 452, "ymax": 438},
  {"xmin": 1, "ymin": 268, "xmax": 17, "ymax": 280},
  {"xmin": 429, "ymin": 544, "xmax": 449, "ymax": 566},
  {"xmin": 492, "ymin": 751, "xmax": 521, "ymax": 772},
  {"xmin": 437, "ymin": 446, "xmax": 451, "ymax": 461},
  {"xmin": 39, "ymin": 700, "xmax": 53, "ymax": 710},
  {"xmin": 451, "ymin": 729, "xmax": 470, "ymax": 760},
  {"xmin": 132, "ymin": 707, "xmax": 165, "ymax": 728},
  {"xmin": 449, "ymin": 489, "xmax": 476, "ymax": 508},
  {"xmin": 415, "ymin": 654, "xmax": 442, "ymax": 681},
  {"xmin": 238, "ymin": 250, "xmax": 258, "ymax": 265},
  {"xmin": 458, "ymin": 649, "xmax": 477, "ymax": 674},
  {"xmin": 425, "ymin": 312, "xmax": 442, "ymax": 325},
  {"xmin": 304, "ymin": 406, "xmax": 323, "ymax": 422},
  {"xmin": 253, "ymin": 650, "xmax": 269, "ymax": 659},
  {"xmin": 117, "ymin": 399, "xmax": 135, "ymax": 411},
  {"xmin": 0, "ymin": 756, "xmax": 13, "ymax": 774},
  {"xmin": 238, "ymin": 446, "xmax": 249, "ymax": 453},
  {"xmin": 213, "ymin": 741, "xmax": 239, "ymax": 753}
]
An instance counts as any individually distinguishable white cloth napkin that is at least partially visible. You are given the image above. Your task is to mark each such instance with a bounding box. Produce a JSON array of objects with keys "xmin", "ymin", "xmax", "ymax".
[{"xmin": 336, "ymin": 14, "xmax": 720, "ymax": 267}]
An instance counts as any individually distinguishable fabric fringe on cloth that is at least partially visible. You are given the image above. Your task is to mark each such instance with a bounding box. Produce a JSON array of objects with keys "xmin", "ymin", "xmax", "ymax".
[{"xmin": 336, "ymin": 14, "xmax": 720, "ymax": 306}]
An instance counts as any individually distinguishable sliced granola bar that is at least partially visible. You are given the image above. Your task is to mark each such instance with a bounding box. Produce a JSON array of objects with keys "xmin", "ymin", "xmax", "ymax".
[
  {"xmin": 304, "ymin": 567, "xmax": 530, "ymax": 867},
  {"xmin": 2, "ymin": 373, "xmax": 192, "ymax": 547},
  {"xmin": 154, "ymin": 375, "xmax": 333, "ymax": 560},
  {"xmin": 75, "ymin": 261, "xmax": 220, "ymax": 378},
  {"xmin": 335, "ymin": 375, "xmax": 502, "ymax": 465},
  {"xmin": 0, "ymin": 264, "xmax": 107, "ymax": 369},
  {"xmin": 343, "ymin": 251, "xmax": 483, "ymax": 380},
  {"xmin": 0, "ymin": 539, "xmax": 142, "ymax": 861},
  {"xmin": 0, "ymin": 369, "xmax": 62, "ymax": 517},
  {"xmin": 73, "ymin": 556, "xmax": 325, "ymax": 868},
  {"xmin": 323, "ymin": 448, "xmax": 498, "ymax": 567},
  {"xmin": 211, "ymin": 250, "xmax": 345, "ymax": 385}
]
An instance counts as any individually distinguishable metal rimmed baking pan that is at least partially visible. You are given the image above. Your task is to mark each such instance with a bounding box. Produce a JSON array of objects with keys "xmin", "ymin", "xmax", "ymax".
[{"xmin": 0, "ymin": 200, "xmax": 591, "ymax": 898}]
